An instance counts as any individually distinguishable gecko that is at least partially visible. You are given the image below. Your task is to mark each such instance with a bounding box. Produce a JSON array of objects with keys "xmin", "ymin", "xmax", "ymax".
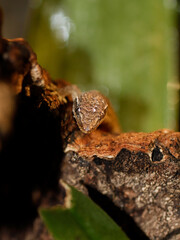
[
  {"xmin": 56, "ymin": 84, "xmax": 121, "ymax": 134},
  {"xmin": 11, "ymin": 37, "xmax": 120, "ymax": 136},
  {"xmin": 22, "ymin": 50, "xmax": 120, "ymax": 135}
]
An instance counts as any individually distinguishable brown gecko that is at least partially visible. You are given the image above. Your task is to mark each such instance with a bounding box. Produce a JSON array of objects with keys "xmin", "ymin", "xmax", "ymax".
[
  {"xmin": 57, "ymin": 84, "xmax": 121, "ymax": 134},
  {"xmin": 23, "ymin": 53, "xmax": 120, "ymax": 135}
]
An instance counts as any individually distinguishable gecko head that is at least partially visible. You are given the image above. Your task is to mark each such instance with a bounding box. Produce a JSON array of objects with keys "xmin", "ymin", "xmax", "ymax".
[{"xmin": 72, "ymin": 90, "xmax": 108, "ymax": 134}]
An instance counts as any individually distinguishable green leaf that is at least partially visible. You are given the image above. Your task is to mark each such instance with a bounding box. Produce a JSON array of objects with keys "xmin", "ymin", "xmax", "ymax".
[{"xmin": 40, "ymin": 183, "xmax": 128, "ymax": 240}]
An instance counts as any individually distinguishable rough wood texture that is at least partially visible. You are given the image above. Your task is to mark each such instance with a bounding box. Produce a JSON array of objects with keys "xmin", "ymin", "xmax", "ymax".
[
  {"xmin": 61, "ymin": 130, "xmax": 180, "ymax": 240},
  {"xmin": 0, "ymin": 19, "xmax": 179, "ymax": 240}
]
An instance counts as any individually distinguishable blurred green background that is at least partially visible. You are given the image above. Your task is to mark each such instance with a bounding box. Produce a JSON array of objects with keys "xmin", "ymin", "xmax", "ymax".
[{"xmin": 1, "ymin": 0, "xmax": 179, "ymax": 132}]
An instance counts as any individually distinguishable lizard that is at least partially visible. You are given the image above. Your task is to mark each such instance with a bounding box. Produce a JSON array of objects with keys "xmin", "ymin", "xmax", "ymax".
[{"xmin": 24, "ymin": 53, "xmax": 121, "ymax": 135}]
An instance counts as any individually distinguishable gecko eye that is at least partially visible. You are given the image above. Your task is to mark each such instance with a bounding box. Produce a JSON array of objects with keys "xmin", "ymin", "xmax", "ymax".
[
  {"xmin": 93, "ymin": 107, "xmax": 97, "ymax": 112},
  {"xmin": 77, "ymin": 107, "xmax": 81, "ymax": 113},
  {"xmin": 151, "ymin": 146, "xmax": 163, "ymax": 162}
]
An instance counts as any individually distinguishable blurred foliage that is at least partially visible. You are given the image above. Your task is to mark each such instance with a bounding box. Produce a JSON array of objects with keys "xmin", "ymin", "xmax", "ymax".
[
  {"xmin": 1, "ymin": 0, "xmax": 29, "ymax": 38},
  {"xmin": 27, "ymin": 0, "xmax": 178, "ymax": 132},
  {"xmin": 40, "ymin": 184, "xmax": 128, "ymax": 240}
]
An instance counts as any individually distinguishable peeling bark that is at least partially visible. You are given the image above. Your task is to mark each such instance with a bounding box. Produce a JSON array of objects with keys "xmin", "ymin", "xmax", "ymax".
[{"xmin": 61, "ymin": 130, "xmax": 180, "ymax": 240}]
